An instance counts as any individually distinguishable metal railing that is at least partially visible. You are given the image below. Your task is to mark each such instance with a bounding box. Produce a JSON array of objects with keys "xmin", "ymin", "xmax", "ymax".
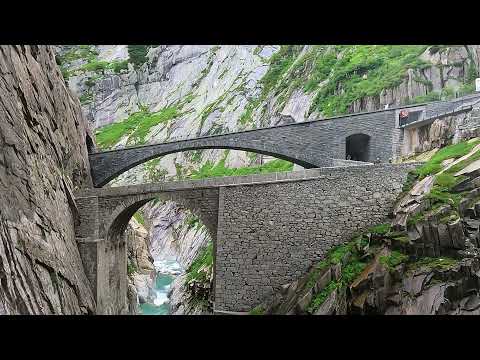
[
  {"xmin": 398, "ymin": 110, "xmax": 423, "ymax": 127},
  {"xmin": 398, "ymin": 94, "xmax": 480, "ymax": 128}
]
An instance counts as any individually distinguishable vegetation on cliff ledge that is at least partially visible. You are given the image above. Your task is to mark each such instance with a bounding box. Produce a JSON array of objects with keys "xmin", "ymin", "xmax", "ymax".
[
  {"xmin": 308, "ymin": 45, "xmax": 430, "ymax": 116},
  {"xmin": 95, "ymin": 105, "xmax": 180, "ymax": 149},
  {"xmin": 186, "ymin": 242, "xmax": 213, "ymax": 284},
  {"xmin": 241, "ymin": 45, "xmax": 434, "ymax": 123},
  {"xmin": 128, "ymin": 45, "xmax": 157, "ymax": 69}
]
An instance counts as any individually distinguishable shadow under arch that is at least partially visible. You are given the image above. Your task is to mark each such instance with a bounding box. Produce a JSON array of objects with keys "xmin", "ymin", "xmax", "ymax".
[
  {"xmin": 104, "ymin": 191, "xmax": 219, "ymax": 245},
  {"xmin": 86, "ymin": 133, "xmax": 96, "ymax": 154},
  {"xmin": 345, "ymin": 133, "xmax": 371, "ymax": 162}
]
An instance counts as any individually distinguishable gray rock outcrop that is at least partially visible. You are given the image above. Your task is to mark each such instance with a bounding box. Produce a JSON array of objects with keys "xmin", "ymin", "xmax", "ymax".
[{"xmin": 0, "ymin": 45, "xmax": 95, "ymax": 314}]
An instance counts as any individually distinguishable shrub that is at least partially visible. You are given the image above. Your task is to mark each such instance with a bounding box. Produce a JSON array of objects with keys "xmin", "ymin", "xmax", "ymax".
[
  {"xmin": 111, "ymin": 60, "xmax": 129, "ymax": 74},
  {"xmin": 128, "ymin": 45, "xmax": 152, "ymax": 69}
]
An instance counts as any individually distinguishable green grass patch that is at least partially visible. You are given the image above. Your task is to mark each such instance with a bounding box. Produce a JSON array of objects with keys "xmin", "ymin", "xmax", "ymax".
[
  {"xmin": 249, "ymin": 305, "xmax": 265, "ymax": 315},
  {"xmin": 132, "ymin": 211, "xmax": 145, "ymax": 226},
  {"xmin": 95, "ymin": 106, "xmax": 180, "ymax": 149},
  {"xmin": 443, "ymin": 144, "xmax": 480, "ymax": 176},
  {"xmin": 185, "ymin": 213, "xmax": 201, "ymax": 231},
  {"xmin": 80, "ymin": 59, "xmax": 111, "ymax": 73},
  {"xmin": 408, "ymin": 257, "xmax": 458, "ymax": 271},
  {"xmin": 328, "ymin": 243, "xmax": 354, "ymax": 265},
  {"xmin": 127, "ymin": 262, "xmax": 136, "ymax": 276},
  {"xmin": 185, "ymin": 242, "xmax": 213, "ymax": 284},
  {"xmin": 306, "ymin": 239, "xmax": 370, "ymax": 313},
  {"xmin": 307, "ymin": 280, "xmax": 338, "ymax": 313},
  {"xmin": 368, "ymin": 223, "xmax": 391, "ymax": 235},
  {"xmin": 128, "ymin": 45, "xmax": 154, "ymax": 69},
  {"xmin": 79, "ymin": 92, "xmax": 93, "ymax": 105},
  {"xmin": 259, "ymin": 45, "xmax": 304, "ymax": 99},
  {"xmin": 111, "ymin": 60, "xmax": 129, "ymax": 74},
  {"xmin": 341, "ymin": 261, "xmax": 368, "ymax": 285},
  {"xmin": 189, "ymin": 158, "xmax": 293, "ymax": 180},
  {"xmin": 379, "ymin": 250, "xmax": 409, "ymax": 270},
  {"xmin": 308, "ymin": 45, "xmax": 429, "ymax": 116},
  {"xmin": 415, "ymin": 139, "xmax": 480, "ymax": 178}
]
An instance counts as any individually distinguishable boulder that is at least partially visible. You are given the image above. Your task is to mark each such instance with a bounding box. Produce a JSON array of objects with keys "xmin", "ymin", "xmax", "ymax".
[
  {"xmin": 455, "ymin": 159, "xmax": 480, "ymax": 177},
  {"xmin": 295, "ymin": 289, "xmax": 313, "ymax": 314}
]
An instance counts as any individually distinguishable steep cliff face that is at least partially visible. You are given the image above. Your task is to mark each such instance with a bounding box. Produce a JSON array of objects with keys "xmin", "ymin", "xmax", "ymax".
[
  {"xmin": 125, "ymin": 218, "xmax": 156, "ymax": 313},
  {"xmin": 56, "ymin": 44, "xmax": 480, "ymax": 314},
  {"xmin": 0, "ymin": 45, "xmax": 95, "ymax": 314}
]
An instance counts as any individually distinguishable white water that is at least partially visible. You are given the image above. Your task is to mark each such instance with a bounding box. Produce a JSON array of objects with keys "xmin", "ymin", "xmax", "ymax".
[{"xmin": 140, "ymin": 258, "xmax": 183, "ymax": 315}]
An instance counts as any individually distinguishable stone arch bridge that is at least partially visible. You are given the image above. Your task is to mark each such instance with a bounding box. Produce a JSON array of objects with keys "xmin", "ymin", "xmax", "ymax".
[
  {"xmin": 89, "ymin": 108, "xmax": 402, "ymax": 187},
  {"xmin": 88, "ymin": 96, "xmax": 479, "ymax": 187},
  {"xmin": 75, "ymin": 164, "xmax": 417, "ymax": 314}
]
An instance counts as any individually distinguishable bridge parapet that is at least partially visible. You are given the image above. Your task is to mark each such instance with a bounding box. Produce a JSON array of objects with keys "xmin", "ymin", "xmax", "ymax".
[{"xmin": 76, "ymin": 162, "xmax": 389, "ymax": 199}]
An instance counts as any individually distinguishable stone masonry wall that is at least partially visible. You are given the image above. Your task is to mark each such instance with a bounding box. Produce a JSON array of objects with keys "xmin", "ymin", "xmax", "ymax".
[{"xmin": 214, "ymin": 164, "xmax": 417, "ymax": 312}]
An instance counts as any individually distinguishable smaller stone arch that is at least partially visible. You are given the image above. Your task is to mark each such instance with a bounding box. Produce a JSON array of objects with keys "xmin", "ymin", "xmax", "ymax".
[
  {"xmin": 102, "ymin": 190, "xmax": 219, "ymax": 244},
  {"xmin": 345, "ymin": 133, "xmax": 371, "ymax": 162},
  {"xmin": 86, "ymin": 188, "xmax": 219, "ymax": 314}
]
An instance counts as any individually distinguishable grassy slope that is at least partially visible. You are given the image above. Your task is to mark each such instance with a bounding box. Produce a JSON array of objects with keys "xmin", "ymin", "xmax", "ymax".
[
  {"xmin": 95, "ymin": 106, "xmax": 180, "ymax": 149},
  {"xmin": 241, "ymin": 45, "xmax": 435, "ymax": 121}
]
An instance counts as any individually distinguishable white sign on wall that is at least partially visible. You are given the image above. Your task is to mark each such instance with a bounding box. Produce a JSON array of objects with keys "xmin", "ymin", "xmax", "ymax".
[{"xmin": 476, "ymin": 78, "xmax": 480, "ymax": 92}]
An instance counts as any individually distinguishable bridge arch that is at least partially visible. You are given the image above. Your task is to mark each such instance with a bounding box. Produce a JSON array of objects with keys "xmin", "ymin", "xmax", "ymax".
[
  {"xmin": 91, "ymin": 143, "xmax": 319, "ymax": 187},
  {"xmin": 345, "ymin": 133, "xmax": 371, "ymax": 162},
  {"xmin": 102, "ymin": 190, "xmax": 219, "ymax": 245},
  {"xmin": 80, "ymin": 187, "xmax": 219, "ymax": 314}
]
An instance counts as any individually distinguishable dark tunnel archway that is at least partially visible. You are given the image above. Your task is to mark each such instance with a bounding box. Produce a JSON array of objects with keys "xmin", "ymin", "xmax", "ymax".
[{"xmin": 345, "ymin": 134, "xmax": 371, "ymax": 162}]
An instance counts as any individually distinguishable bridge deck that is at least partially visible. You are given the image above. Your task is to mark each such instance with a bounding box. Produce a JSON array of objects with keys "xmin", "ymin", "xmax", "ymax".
[{"xmin": 75, "ymin": 162, "xmax": 420, "ymax": 199}]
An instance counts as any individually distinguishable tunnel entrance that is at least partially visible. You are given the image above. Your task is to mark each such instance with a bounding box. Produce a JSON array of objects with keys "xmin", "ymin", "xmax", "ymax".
[{"xmin": 345, "ymin": 134, "xmax": 370, "ymax": 162}]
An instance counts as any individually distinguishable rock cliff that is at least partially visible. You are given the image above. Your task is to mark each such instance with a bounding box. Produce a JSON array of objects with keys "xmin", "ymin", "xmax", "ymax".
[
  {"xmin": 126, "ymin": 218, "xmax": 156, "ymax": 313},
  {"xmin": 0, "ymin": 45, "xmax": 95, "ymax": 314}
]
